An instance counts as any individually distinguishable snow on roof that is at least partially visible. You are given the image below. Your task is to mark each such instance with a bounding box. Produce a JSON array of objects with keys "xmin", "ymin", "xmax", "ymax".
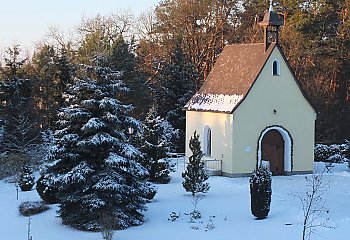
[{"xmin": 184, "ymin": 93, "xmax": 243, "ymax": 113}]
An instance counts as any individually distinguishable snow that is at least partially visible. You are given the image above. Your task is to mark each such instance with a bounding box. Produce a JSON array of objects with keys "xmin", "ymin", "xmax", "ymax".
[
  {"xmin": 1, "ymin": 161, "xmax": 349, "ymax": 240},
  {"xmin": 81, "ymin": 118, "xmax": 107, "ymax": 133},
  {"xmin": 59, "ymin": 161, "xmax": 94, "ymax": 184},
  {"xmin": 185, "ymin": 93, "xmax": 244, "ymax": 112}
]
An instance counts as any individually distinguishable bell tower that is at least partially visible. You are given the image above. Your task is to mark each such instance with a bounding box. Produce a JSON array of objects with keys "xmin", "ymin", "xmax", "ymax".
[{"xmin": 259, "ymin": 0, "xmax": 283, "ymax": 52}]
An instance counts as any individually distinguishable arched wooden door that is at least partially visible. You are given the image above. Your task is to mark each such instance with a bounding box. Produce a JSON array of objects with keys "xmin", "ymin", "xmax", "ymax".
[{"xmin": 261, "ymin": 129, "xmax": 285, "ymax": 175}]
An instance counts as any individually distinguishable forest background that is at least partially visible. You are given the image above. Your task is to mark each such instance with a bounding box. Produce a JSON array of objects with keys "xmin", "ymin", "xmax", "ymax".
[{"xmin": 1, "ymin": 0, "xmax": 349, "ymax": 154}]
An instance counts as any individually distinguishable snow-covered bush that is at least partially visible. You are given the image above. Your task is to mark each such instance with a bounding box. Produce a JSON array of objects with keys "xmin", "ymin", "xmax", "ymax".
[
  {"xmin": 18, "ymin": 201, "xmax": 49, "ymax": 216},
  {"xmin": 190, "ymin": 210, "xmax": 202, "ymax": 221},
  {"xmin": 250, "ymin": 166, "xmax": 272, "ymax": 219},
  {"xmin": 36, "ymin": 174, "xmax": 58, "ymax": 204},
  {"xmin": 168, "ymin": 212, "xmax": 180, "ymax": 221},
  {"xmin": 18, "ymin": 165, "xmax": 35, "ymax": 191},
  {"xmin": 314, "ymin": 143, "xmax": 349, "ymax": 163}
]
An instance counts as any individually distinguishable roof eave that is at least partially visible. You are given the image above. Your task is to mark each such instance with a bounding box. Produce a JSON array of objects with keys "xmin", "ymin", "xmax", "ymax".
[{"xmin": 186, "ymin": 108, "xmax": 232, "ymax": 114}]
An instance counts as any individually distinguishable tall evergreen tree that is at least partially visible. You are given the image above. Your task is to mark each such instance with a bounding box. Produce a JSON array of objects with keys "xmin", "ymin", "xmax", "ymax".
[
  {"xmin": 138, "ymin": 103, "xmax": 176, "ymax": 184},
  {"xmin": 182, "ymin": 131, "xmax": 210, "ymax": 196},
  {"xmin": 109, "ymin": 35, "xmax": 150, "ymax": 118},
  {"xmin": 151, "ymin": 36, "xmax": 196, "ymax": 151},
  {"xmin": 43, "ymin": 62, "xmax": 151, "ymax": 231},
  {"xmin": 32, "ymin": 45, "xmax": 74, "ymax": 128},
  {"xmin": 0, "ymin": 44, "xmax": 41, "ymax": 155}
]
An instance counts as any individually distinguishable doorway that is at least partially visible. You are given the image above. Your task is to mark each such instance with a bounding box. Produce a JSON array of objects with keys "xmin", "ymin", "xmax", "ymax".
[{"xmin": 261, "ymin": 129, "xmax": 285, "ymax": 175}]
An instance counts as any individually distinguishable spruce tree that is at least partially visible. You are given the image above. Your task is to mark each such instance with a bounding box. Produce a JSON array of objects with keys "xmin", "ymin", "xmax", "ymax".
[
  {"xmin": 138, "ymin": 104, "xmax": 176, "ymax": 184},
  {"xmin": 32, "ymin": 45, "xmax": 74, "ymax": 128},
  {"xmin": 182, "ymin": 131, "xmax": 210, "ymax": 196},
  {"xmin": 43, "ymin": 63, "xmax": 151, "ymax": 231},
  {"xmin": 151, "ymin": 36, "xmax": 196, "ymax": 151},
  {"xmin": 109, "ymin": 35, "xmax": 150, "ymax": 118}
]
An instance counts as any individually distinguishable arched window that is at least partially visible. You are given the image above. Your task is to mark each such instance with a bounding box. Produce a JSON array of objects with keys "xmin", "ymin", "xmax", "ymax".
[
  {"xmin": 206, "ymin": 127, "xmax": 212, "ymax": 156},
  {"xmin": 203, "ymin": 125, "xmax": 212, "ymax": 156},
  {"xmin": 272, "ymin": 60, "xmax": 280, "ymax": 76}
]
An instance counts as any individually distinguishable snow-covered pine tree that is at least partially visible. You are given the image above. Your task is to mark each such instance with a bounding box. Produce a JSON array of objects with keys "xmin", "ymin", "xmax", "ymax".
[
  {"xmin": 18, "ymin": 165, "xmax": 35, "ymax": 191},
  {"xmin": 182, "ymin": 131, "xmax": 210, "ymax": 196},
  {"xmin": 43, "ymin": 63, "xmax": 152, "ymax": 231},
  {"xmin": 109, "ymin": 35, "xmax": 150, "ymax": 118},
  {"xmin": 138, "ymin": 103, "xmax": 176, "ymax": 184}
]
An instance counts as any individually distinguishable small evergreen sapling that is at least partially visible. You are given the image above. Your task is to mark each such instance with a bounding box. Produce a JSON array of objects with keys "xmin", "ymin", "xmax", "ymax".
[
  {"xmin": 18, "ymin": 165, "xmax": 35, "ymax": 191},
  {"xmin": 182, "ymin": 131, "xmax": 210, "ymax": 196},
  {"xmin": 249, "ymin": 166, "xmax": 272, "ymax": 219}
]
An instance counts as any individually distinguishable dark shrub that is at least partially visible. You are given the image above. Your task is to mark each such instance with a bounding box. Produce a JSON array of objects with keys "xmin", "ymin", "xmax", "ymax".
[
  {"xmin": 18, "ymin": 165, "xmax": 35, "ymax": 191},
  {"xmin": 36, "ymin": 175, "xmax": 58, "ymax": 204},
  {"xmin": 250, "ymin": 166, "xmax": 272, "ymax": 219},
  {"xmin": 19, "ymin": 201, "xmax": 50, "ymax": 216}
]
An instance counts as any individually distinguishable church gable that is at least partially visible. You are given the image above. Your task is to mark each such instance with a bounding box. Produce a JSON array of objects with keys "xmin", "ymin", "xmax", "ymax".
[
  {"xmin": 235, "ymin": 45, "xmax": 316, "ymax": 117},
  {"xmin": 236, "ymin": 45, "xmax": 316, "ymax": 115}
]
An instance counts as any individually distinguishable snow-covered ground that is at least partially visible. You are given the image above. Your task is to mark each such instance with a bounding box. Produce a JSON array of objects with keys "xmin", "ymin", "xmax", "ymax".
[{"xmin": 1, "ymin": 161, "xmax": 349, "ymax": 240}]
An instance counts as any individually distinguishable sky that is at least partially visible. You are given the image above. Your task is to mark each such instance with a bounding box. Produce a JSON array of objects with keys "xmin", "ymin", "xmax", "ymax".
[{"xmin": 0, "ymin": 0, "xmax": 160, "ymax": 57}]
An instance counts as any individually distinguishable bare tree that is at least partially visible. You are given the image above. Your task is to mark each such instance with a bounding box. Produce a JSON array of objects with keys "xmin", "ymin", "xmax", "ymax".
[
  {"xmin": 47, "ymin": 25, "xmax": 70, "ymax": 49},
  {"xmin": 77, "ymin": 11, "xmax": 135, "ymax": 44},
  {"xmin": 135, "ymin": 9, "xmax": 158, "ymax": 41},
  {"xmin": 297, "ymin": 171, "xmax": 332, "ymax": 240},
  {"xmin": 154, "ymin": 0, "xmax": 240, "ymax": 82}
]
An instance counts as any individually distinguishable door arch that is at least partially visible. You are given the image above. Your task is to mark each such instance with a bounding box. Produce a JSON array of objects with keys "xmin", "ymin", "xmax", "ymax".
[{"xmin": 257, "ymin": 126, "xmax": 292, "ymax": 175}]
